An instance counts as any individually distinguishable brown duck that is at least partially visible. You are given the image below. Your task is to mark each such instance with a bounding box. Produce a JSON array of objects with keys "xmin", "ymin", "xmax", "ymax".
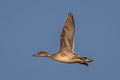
[{"xmin": 33, "ymin": 13, "xmax": 93, "ymax": 66}]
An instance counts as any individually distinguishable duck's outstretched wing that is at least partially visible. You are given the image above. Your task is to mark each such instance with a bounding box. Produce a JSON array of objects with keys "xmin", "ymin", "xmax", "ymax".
[{"xmin": 60, "ymin": 13, "xmax": 75, "ymax": 53}]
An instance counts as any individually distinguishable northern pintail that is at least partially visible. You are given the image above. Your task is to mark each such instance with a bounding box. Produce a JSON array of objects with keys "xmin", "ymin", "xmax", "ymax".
[{"xmin": 33, "ymin": 13, "xmax": 93, "ymax": 66}]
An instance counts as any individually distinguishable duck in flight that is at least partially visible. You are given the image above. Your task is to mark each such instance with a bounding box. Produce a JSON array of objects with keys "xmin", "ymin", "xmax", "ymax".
[{"xmin": 33, "ymin": 13, "xmax": 93, "ymax": 66}]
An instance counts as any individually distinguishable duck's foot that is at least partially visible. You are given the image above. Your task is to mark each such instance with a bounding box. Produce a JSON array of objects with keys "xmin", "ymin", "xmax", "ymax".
[{"xmin": 80, "ymin": 63, "xmax": 89, "ymax": 66}]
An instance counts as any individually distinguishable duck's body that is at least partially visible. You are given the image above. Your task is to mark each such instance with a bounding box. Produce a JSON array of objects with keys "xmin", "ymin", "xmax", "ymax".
[
  {"xmin": 33, "ymin": 13, "xmax": 93, "ymax": 66},
  {"xmin": 51, "ymin": 51, "xmax": 78, "ymax": 63}
]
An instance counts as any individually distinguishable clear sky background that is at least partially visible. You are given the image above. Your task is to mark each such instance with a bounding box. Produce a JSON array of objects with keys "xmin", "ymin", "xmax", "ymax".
[{"xmin": 0, "ymin": 0, "xmax": 120, "ymax": 80}]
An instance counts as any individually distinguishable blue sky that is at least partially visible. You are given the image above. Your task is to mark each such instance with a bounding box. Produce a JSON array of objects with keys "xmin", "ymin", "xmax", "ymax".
[{"xmin": 0, "ymin": 0, "xmax": 120, "ymax": 80}]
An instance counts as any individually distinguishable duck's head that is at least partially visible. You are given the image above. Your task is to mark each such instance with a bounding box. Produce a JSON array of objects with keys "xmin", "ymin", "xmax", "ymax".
[{"xmin": 33, "ymin": 51, "xmax": 51, "ymax": 57}]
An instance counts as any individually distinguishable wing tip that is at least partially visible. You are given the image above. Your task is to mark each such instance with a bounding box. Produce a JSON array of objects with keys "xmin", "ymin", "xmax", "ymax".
[
  {"xmin": 67, "ymin": 12, "xmax": 73, "ymax": 17},
  {"xmin": 65, "ymin": 12, "xmax": 74, "ymax": 25}
]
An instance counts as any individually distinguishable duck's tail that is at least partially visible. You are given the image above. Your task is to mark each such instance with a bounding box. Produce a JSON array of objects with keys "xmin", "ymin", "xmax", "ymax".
[
  {"xmin": 80, "ymin": 57, "xmax": 93, "ymax": 66},
  {"xmin": 73, "ymin": 56, "xmax": 93, "ymax": 62},
  {"xmin": 73, "ymin": 56, "xmax": 93, "ymax": 66},
  {"xmin": 81, "ymin": 57, "xmax": 93, "ymax": 62}
]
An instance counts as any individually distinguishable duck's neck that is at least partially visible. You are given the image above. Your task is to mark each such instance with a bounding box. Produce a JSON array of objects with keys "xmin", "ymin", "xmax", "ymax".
[{"xmin": 46, "ymin": 53, "xmax": 52, "ymax": 58}]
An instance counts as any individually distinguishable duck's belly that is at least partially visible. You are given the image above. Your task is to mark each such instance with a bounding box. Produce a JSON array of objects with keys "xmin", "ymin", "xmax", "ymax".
[{"xmin": 52, "ymin": 56, "xmax": 79, "ymax": 63}]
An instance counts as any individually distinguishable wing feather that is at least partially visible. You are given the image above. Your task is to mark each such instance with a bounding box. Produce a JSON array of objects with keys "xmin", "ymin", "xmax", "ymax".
[{"xmin": 60, "ymin": 13, "xmax": 75, "ymax": 53}]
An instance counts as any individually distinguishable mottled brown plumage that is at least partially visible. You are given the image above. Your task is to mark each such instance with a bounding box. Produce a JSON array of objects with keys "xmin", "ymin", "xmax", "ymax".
[
  {"xmin": 60, "ymin": 13, "xmax": 75, "ymax": 53},
  {"xmin": 33, "ymin": 13, "xmax": 93, "ymax": 66}
]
